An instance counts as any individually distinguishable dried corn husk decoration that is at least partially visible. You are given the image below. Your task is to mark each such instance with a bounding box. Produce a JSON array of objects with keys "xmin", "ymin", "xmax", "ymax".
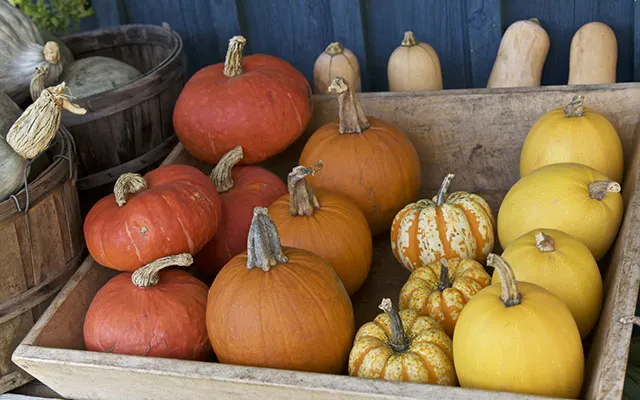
[
  {"xmin": 0, "ymin": 1, "xmax": 69, "ymax": 104},
  {"xmin": 1, "ymin": 82, "xmax": 86, "ymax": 201}
]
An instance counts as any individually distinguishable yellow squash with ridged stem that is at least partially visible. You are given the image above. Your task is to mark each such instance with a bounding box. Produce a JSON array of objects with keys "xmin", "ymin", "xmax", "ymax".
[
  {"xmin": 453, "ymin": 254, "xmax": 584, "ymax": 398},
  {"xmin": 520, "ymin": 95, "xmax": 624, "ymax": 182},
  {"xmin": 399, "ymin": 258, "xmax": 491, "ymax": 337},
  {"xmin": 391, "ymin": 173, "xmax": 495, "ymax": 270},
  {"xmin": 498, "ymin": 163, "xmax": 623, "ymax": 261},
  {"xmin": 494, "ymin": 228, "xmax": 602, "ymax": 337},
  {"xmin": 348, "ymin": 298, "xmax": 457, "ymax": 386}
]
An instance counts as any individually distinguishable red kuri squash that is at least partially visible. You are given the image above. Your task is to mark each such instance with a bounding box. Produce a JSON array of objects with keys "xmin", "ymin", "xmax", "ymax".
[
  {"xmin": 194, "ymin": 146, "xmax": 287, "ymax": 275},
  {"xmin": 206, "ymin": 207, "xmax": 355, "ymax": 374},
  {"xmin": 269, "ymin": 162, "xmax": 372, "ymax": 295},
  {"xmin": 84, "ymin": 165, "xmax": 222, "ymax": 272},
  {"xmin": 299, "ymin": 77, "xmax": 421, "ymax": 235},
  {"xmin": 173, "ymin": 35, "xmax": 313, "ymax": 164},
  {"xmin": 83, "ymin": 253, "xmax": 210, "ymax": 360}
]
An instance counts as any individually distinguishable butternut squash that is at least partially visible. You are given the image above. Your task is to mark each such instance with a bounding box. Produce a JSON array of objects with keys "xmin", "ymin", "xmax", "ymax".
[
  {"xmin": 388, "ymin": 31, "xmax": 442, "ymax": 92},
  {"xmin": 487, "ymin": 19, "xmax": 550, "ymax": 88},
  {"xmin": 568, "ymin": 22, "xmax": 617, "ymax": 85}
]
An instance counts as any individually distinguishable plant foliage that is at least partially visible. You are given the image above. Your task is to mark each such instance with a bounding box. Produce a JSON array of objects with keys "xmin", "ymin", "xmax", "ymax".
[{"xmin": 7, "ymin": 0, "xmax": 93, "ymax": 36}]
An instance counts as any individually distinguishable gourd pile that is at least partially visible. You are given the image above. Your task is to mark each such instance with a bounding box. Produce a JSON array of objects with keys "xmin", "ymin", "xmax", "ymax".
[{"xmin": 76, "ymin": 33, "xmax": 624, "ymax": 400}]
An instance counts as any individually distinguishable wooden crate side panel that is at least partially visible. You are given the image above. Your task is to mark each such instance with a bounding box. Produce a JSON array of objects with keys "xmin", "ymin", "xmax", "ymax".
[{"xmin": 14, "ymin": 345, "xmax": 546, "ymax": 400}]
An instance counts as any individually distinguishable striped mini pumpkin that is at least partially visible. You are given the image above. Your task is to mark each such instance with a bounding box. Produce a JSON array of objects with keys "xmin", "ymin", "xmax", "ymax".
[{"xmin": 390, "ymin": 174, "xmax": 495, "ymax": 271}]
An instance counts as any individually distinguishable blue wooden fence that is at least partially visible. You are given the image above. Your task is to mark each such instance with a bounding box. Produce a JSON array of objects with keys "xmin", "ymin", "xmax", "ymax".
[{"xmin": 75, "ymin": 0, "xmax": 639, "ymax": 92}]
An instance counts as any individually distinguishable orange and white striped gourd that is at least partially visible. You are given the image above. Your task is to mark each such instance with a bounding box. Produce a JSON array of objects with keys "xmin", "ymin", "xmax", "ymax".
[
  {"xmin": 391, "ymin": 174, "xmax": 495, "ymax": 271},
  {"xmin": 399, "ymin": 258, "xmax": 491, "ymax": 337}
]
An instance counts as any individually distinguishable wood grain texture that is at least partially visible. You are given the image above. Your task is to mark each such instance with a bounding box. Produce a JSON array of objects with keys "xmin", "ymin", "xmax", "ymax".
[
  {"xmin": 12, "ymin": 84, "xmax": 640, "ymax": 399},
  {"xmin": 58, "ymin": 24, "xmax": 187, "ymax": 215},
  {"xmin": 0, "ymin": 129, "xmax": 84, "ymax": 394}
]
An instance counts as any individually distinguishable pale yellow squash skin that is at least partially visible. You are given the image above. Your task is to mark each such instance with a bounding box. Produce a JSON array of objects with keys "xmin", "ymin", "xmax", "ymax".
[
  {"xmin": 568, "ymin": 22, "xmax": 617, "ymax": 85},
  {"xmin": 487, "ymin": 19, "xmax": 550, "ymax": 88},
  {"xmin": 313, "ymin": 42, "xmax": 361, "ymax": 94},
  {"xmin": 494, "ymin": 228, "xmax": 603, "ymax": 337},
  {"xmin": 497, "ymin": 163, "xmax": 623, "ymax": 261},
  {"xmin": 388, "ymin": 31, "xmax": 442, "ymax": 92},
  {"xmin": 453, "ymin": 254, "xmax": 584, "ymax": 399},
  {"xmin": 348, "ymin": 299, "xmax": 457, "ymax": 386},
  {"xmin": 520, "ymin": 95, "xmax": 624, "ymax": 182}
]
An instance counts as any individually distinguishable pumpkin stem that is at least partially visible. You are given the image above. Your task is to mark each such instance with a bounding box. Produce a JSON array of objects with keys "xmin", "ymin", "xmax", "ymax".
[
  {"xmin": 379, "ymin": 298, "xmax": 410, "ymax": 352},
  {"xmin": 246, "ymin": 207, "xmax": 289, "ymax": 271},
  {"xmin": 29, "ymin": 65, "xmax": 48, "ymax": 102},
  {"xmin": 288, "ymin": 162, "xmax": 322, "ymax": 217},
  {"xmin": 487, "ymin": 253, "xmax": 522, "ymax": 307},
  {"xmin": 114, "ymin": 173, "xmax": 148, "ymax": 207},
  {"xmin": 401, "ymin": 31, "xmax": 418, "ymax": 47},
  {"xmin": 436, "ymin": 259, "xmax": 451, "ymax": 291},
  {"xmin": 529, "ymin": 18, "xmax": 541, "ymax": 25},
  {"xmin": 325, "ymin": 42, "xmax": 344, "ymax": 56},
  {"xmin": 535, "ymin": 231, "xmax": 555, "ymax": 252},
  {"xmin": 211, "ymin": 146, "xmax": 243, "ymax": 193},
  {"xmin": 223, "ymin": 35, "xmax": 247, "ymax": 78},
  {"xmin": 5, "ymin": 82, "xmax": 85, "ymax": 160},
  {"xmin": 436, "ymin": 173, "xmax": 455, "ymax": 206},
  {"xmin": 328, "ymin": 77, "xmax": 370, "ymax": 134},
  {"xmin": 43, "ymin": 41, "xmax": 60, "ymax": 64},
  {"xmin": 620, "ymin": 316, "xmax": 640, "ymax": 326},
  {"xmin": 131, "ymin": 253, "xmax": 193, "ymax": 288},
  {"xmin": 564, "ymin": 95, "xmax": 585, "ymax": 118},
  {"xmin": 589, "ymin": 180, "xmax": 621, "ymax": 200}
]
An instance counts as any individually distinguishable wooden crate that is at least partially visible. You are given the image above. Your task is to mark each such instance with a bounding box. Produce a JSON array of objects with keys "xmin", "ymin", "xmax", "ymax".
[{"xmin": 11, "ymin": 83, "xmax": 640, "ymax": 400}]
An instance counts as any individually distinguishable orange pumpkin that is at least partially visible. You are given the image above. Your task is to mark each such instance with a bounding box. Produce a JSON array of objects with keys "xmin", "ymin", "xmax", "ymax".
[
  {"xmin": 399, "ymin": 258, "xmax": 491, "ymax": 337},
  {"xmin": 269, "ymin": 162, "xmax": 372, "ymax": 295},
  {"xmin": 299, "ymin": 77, "xmax": 421, "ymax": 235},
  {"xmin": 83, "ymin": 254, "xmax": 210, "ymax": 360},
  {"xmin": 206, "ymin": 207, "xmax": 355, "ymax": 374},
  {"xmin": 391, "ymin": 173, "xmax": 495, "ymax": 270}
]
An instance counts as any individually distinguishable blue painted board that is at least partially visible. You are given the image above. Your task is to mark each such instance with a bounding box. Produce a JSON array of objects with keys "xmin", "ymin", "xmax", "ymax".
[
  {"xmin": 74, "ymin": 0, "xmax": 639, "ymax": 89},
  {"xmin": 238, "ymin": 0, "xmax": 333, "ymax": 86}
]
